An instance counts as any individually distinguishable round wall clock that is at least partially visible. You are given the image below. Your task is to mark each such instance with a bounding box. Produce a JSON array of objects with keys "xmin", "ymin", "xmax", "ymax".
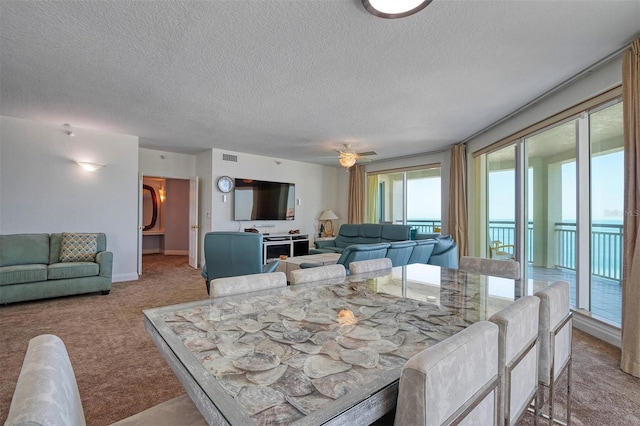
[{"xmin": 217, "ymin": 176, "xmax": 234, "ymax": 193}]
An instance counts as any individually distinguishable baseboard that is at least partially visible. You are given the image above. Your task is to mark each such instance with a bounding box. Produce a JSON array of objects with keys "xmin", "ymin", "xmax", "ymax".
[
  {"xmin": 572, "ymin": 310, "xmax": 621, "ymax": 348},
  {"xmin": 164, "ymin": 250, "xmax": 189, "ymax": 255},
  {"xmin": 112, "ymin": 273, "xmax": 139, "ymax": 283},
  {"xmin": 142, "ymin": 249, "xmax": 160, "ymax": 254}
]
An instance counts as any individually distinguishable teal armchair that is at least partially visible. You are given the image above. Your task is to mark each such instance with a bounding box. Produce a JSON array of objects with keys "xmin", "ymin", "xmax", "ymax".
[{"xmin": 201, "ymin": 232, "xmax": 279, "ymax": 294}]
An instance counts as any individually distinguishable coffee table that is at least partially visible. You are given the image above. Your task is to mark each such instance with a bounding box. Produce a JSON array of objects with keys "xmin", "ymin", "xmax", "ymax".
[{"xmin": 277, "ymin": 253, "xmax": 341, "ymax": 282}]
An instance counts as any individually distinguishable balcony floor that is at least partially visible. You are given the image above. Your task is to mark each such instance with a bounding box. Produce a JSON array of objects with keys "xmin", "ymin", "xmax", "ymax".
[{"xmin": 527, "ymin": 265, "xmax": 621, "ymax": 326}]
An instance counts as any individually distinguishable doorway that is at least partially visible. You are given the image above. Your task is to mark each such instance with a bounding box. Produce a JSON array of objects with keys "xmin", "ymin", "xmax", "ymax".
[{"xmin": 140, "ymin": 176, "xmax": 192, "ymax": 272}]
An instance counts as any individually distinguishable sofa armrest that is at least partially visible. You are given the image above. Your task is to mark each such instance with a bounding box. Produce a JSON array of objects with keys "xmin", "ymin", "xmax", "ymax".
[
  {"xmin": 299, "ymin": 262, "xmax": 322, "ymax": 269},
  {"xmin": 5, "ymin": 334, "xmax": 86, "ymax": 426},
  {"xmin": 314, "ymin": 240, "xmax": 336, "ymax": 250},
  {"xmin": 96, "ymin": 251, "xmax": 113, "ymax": 279},
  {"xmin": 262, "ymin": 260, "xmax": 280, "ymax": 273}
]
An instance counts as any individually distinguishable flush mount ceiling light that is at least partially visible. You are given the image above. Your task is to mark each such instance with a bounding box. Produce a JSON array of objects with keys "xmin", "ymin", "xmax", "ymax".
[
  {"xmin": 77, "ymin": 161, "xmax": 104, "ymax": 172},
  {"xmin": 363, "ymin": 0, "xmax": 433, "ymax": 18}
]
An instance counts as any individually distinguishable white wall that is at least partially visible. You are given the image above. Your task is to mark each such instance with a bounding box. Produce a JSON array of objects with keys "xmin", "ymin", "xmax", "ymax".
[
  {"xmin": 465, "ymin": 56, "xmax": 623, "ymax": 154},
  {"xmin": 139, "ymin": 148, "xmax": 197, "ymax": 178},
  {"xmin": 210, "ymin": 148, "xmax": 345, "ymax": 241},
  {"xmin": 141, "ymin": 148, "xmax": 345, "ymax": 266},
  {"xmin": 0, "ymin": 116, "xmax": 139, "ymax": 282}
]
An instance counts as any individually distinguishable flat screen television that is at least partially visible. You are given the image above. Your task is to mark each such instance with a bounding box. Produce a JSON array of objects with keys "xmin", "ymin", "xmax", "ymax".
[{"xmin": 234, "ymin": 178, "xmax": 295, "ymax": 221}]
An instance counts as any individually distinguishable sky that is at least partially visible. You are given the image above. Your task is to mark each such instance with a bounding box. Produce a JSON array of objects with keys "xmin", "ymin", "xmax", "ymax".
[{"xmin": 488, "ymin": 151, "xmax": 623, "ymax": 223}]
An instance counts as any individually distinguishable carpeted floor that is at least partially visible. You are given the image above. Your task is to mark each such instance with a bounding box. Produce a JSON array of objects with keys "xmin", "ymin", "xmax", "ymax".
[{"xmin": 1, "ymin": 254, "xmax": 639, "ymax": 425}]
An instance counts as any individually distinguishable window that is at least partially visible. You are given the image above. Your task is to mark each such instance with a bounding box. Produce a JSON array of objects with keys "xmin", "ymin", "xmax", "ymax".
[
  {"xmin": 367, "ymin": 167, "xmax": 441, "ymax": 233},
  {"xmin": 473, "ymin": 96, "xmax": 623, "ymax": 326}
]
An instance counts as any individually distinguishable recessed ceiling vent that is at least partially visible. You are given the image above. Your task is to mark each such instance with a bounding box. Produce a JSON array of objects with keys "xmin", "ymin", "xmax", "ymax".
[{"xmin": 222, "ymin": 153, "xmax": 238, "ymax": 162}]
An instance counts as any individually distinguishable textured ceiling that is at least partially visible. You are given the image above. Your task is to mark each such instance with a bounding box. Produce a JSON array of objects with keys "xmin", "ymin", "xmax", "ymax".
[{"xmin": 1, "ymin": 1, "xmax": 639, "ymax": 166}]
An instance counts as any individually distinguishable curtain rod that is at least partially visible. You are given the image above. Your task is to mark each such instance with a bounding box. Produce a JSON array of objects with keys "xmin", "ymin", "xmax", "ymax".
[{"xmin": 460, "ymin": 40, "xmax": 634, "ymax": 145}]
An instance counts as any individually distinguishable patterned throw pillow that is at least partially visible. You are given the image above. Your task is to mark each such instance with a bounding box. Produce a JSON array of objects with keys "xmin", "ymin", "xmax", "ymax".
[{"xmin": 59, "ymin": 233, "xmax": 98, "ymax": 262}]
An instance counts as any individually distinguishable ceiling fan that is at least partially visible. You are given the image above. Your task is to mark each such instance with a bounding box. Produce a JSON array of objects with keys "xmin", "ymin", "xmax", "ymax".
[{"xmin": 334, "ymin": 144, "xmax": 377, "ymax": 168}]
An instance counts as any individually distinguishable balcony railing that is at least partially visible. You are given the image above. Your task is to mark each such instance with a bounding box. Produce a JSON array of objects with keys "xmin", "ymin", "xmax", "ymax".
[{"xmin": 406, "ymin": 218, "xmax": 623, "ymax": 283}]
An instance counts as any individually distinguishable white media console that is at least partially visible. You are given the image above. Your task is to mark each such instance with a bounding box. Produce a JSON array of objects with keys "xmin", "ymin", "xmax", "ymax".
[{"xmin": 262, "ymin": 234, "xmax": 309, "ymax": 263}]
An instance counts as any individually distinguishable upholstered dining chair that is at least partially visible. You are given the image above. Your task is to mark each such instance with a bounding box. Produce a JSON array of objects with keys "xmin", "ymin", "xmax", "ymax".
[
  {"xmin": 459, "ymin": 256, "xmax": 521, "ymax": 280},
  {"xmin": 209, "ymin": 272, "xmax": 286, "ymax": 298},
  {"xmin": 201, "ymin": 232, "xmax": 279, "ymax": 295},
  {"xmin": 395, "ymin": 321, "xmax": 500, "ymax": 426},
  {"xmin": 289, "ymin": 264, "xmax": 346, "ymax": 285},
  {"xmin": 349, "ymin": 258, "xmax": 392, "ymax": 275},
  {"xmin": 489, "ymin": 295, "xmax": 540, "ymax": 426},
  {"xmin": 534, "ymin": 281, "xmax": 572, "ymax": 425}
]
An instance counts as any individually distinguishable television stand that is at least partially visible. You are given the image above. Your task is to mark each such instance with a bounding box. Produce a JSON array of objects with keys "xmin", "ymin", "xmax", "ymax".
[{"xmin": 263, "ymin": 234, "xmax": 309, "ymax": 263}]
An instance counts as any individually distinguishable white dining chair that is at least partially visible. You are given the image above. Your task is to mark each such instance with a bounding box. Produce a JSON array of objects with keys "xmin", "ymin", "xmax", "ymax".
[
  {"xmin": 459, "ymin": 256, "xmax": 521, "ymax": 280},
  {"xmin": 289, "ymin": 264, "xmax": 346, "ymax": 285},
  {"xmin": 210, "ymin": 271, "xmax": 286, "ymax": 298},
  {"xmin": 489, "ymin": 295, "xmax": 540, "ymax": 425},
  {"xmin": 534, "ymin": 281, "xmax": 572, "ymax": 425},
  {"xmin": 395, "ymin": 321, "xmax": 500, "ymax": 426},
  {"xmin": 349, "ymin": 258, "xmax": 392, "ymax": 275}
]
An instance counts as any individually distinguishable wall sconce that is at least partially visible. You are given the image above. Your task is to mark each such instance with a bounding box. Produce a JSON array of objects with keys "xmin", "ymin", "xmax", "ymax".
[
  {"xmin": 77, "ymin": 161, "xmax": 104, "ymax": 172},
  {"xmin": 318, "ymin": 209, "xmax": 339, "ymax": 237},
  {"xmin": 63, "ymin": 124, "xmax": 75, "ymax": 137}
]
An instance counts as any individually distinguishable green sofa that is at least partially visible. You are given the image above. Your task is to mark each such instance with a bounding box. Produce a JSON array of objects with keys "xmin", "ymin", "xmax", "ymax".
[{"xmin": 0, "ymin": 233, "xmax": 113, "ymax": 304}]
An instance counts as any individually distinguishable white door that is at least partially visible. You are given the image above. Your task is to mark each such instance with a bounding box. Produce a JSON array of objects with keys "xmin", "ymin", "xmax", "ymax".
[
  {"xmin": 188, "ymin": 177, "xmax": 199, "ymax": 269},
  {"xmin": 137, "ymin": 173, "xmax": 143, "ymax": 276}
]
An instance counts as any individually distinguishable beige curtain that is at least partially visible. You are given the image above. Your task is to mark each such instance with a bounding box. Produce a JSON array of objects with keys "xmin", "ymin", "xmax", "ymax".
[
  {"xmin": 367, "ymin": 173, "xmax": 379, "ymax": 223},
  {"xmin": 348, "ymin": 165, "xmax": 365, "ymax": 224},
  {"xmin": 621, "ymin": 39, "xmax": 640, "ymax": 378},
  {"xmin": 447, "ymin": 143, "xmax": 468, "ymax": 258}
]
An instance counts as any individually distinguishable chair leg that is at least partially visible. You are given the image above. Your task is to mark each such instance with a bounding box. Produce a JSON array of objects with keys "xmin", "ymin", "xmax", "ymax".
[{"xmin": 567, "ymin": 358, "xmax": 572, "ymax": 426}]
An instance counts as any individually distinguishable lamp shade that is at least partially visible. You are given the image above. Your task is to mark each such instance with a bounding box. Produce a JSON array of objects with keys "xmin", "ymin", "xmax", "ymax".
[{"xmin": 319, "ymin": 210, "xmax": 339, "ymax": 221}]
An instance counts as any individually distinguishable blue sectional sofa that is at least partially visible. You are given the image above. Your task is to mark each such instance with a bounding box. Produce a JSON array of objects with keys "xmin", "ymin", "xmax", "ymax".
[
  {"xmin": 311, "ymin": 224, "xmax": 411, "ymax": 254},
  {"xmin": 0, "ymin": 233, "xmax": 113, "ymax": 304},
  {"xmin": 309, "ymin": 224, "xmax": 459, "ymax": 269}
]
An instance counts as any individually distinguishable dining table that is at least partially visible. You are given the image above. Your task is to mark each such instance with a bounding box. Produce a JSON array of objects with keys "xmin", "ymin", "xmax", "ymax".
[{"xmin": 143, "ymin": 263, "xmax": 550, "ymax": 426}]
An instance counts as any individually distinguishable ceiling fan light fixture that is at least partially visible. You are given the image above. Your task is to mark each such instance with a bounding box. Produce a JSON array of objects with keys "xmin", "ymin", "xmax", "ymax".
[
  {"xmin": 363, "ymin": 0, "xmax": 432, "ymax": 19},
  {"xmin": 339, "ymin": 153, "xmax": 356, "ymax": 168}
]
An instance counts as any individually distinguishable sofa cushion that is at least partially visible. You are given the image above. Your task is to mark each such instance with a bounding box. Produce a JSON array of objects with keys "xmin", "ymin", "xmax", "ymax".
[
  {"xmin": 0, "ymin": 234, "xmax": 50, "ymax": 267},
  {"xmin": 60, "ymin": 233, "xmax": 98, "ymax": 262},
  {"xmin": 381, "ymin": 225, "xmax": 411, "ymax": 242},
  {"xmin": 48, "ymin": 262, "xmax": 100, "ymax": 280},
  {"xmin": 357, "ymin": 224, "xmax": 384, "ymax": 244},
  {"xmin": 0, "ymin": 264, "xmax": 48, "ymax": 286},
  {"xmin": 334, "ymin": 224, "xmax": 360, "ymax": 249}
]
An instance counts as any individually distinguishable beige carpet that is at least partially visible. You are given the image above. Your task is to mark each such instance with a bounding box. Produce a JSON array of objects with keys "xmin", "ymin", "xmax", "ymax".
[{"xmin": 1, "ymin": 254, "xmax": 639, "ymax": 425}]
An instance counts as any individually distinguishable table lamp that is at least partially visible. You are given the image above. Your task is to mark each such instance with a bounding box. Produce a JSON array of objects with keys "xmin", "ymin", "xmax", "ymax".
[{"xmin": 318, "ymin": 210, "xmax": 339, "ymax": 237}]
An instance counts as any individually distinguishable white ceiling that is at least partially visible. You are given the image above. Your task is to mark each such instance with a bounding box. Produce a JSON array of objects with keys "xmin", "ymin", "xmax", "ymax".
[{"xmin": 1, "ymin": 1, "xmax": 638, "ymax": 166}]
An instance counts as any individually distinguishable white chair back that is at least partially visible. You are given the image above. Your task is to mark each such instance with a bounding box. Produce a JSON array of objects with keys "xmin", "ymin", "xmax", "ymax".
[
  {"xmin": 459, "ymin": 256, "xmax": 521, "ymax": 280},
  {"xmin": 395, "ymin": 321, "xmax": 500, "ymax": 426},
  {"xmin": 534, "ymin": 280, "xmax": 572, "ymax": 425},
  {"xmin": 289, "ymin": 264, "xmax": 346, "ymax": 285},
  {"xmin": 349, "ymin": 258, "xmax": 392, "ymax": 275},
  {"xmin": 489, "ymin": 295, "xmax": 540, "ymax": 425},
  {"xmin": 211, "ymin": 272, "xmax": 286, "ymax": 298}
]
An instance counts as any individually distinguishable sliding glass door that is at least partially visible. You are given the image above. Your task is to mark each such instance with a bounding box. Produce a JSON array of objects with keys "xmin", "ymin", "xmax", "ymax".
[
  {"xmin": 367, "ymin": 167, "xmax": 441, "ymax": 233},
  {"xmin": 473, "ymin": 97, "xmax": 624, "ymax": 326}
]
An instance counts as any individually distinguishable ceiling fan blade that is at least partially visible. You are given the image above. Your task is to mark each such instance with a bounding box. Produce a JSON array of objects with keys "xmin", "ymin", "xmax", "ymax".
[{"xmin": 356, "ymin": 151, "xmax": 377, "ymax": 157}]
